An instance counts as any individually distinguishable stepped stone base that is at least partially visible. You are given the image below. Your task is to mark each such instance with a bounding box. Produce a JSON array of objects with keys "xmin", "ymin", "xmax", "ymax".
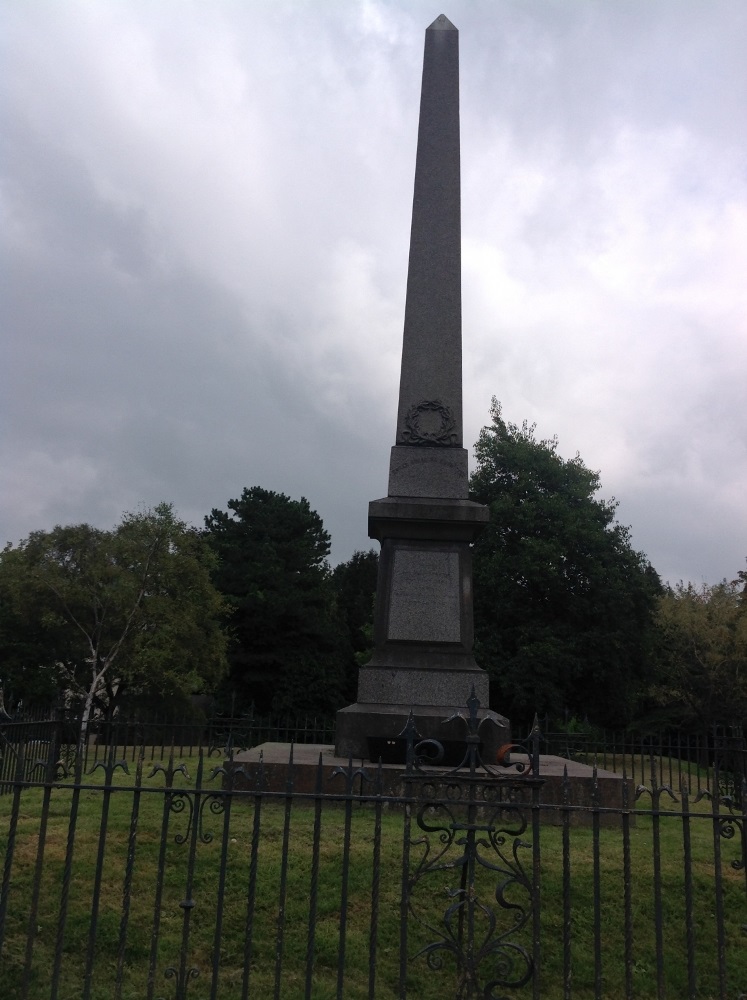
[{"xmin": 225, "ymin": 743, "xmax": 634, "ymax": 828}]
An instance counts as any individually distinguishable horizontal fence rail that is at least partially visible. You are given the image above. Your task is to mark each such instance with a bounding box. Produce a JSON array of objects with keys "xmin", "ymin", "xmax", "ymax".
[
  {"xmin": 0, "ymin": 711, "xmax": 745, "ymax": 999},
  {"xmin": 0, "ymin": 710, "xmax": 337, "ymax": 789}
]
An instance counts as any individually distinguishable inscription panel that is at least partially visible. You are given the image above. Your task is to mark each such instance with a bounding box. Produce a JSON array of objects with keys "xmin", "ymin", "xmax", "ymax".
[
  {"xmin": 387, "ymin": 445, "xmax": 468, "ymax": 499},
  {"xmin": 387, "ymin": 549, "xmax": 461, "ymax": 642}
]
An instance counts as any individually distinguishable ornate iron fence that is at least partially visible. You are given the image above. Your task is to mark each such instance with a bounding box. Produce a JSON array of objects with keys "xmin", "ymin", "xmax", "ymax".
[{"xmin": 0, "ymin": 704, "xmax": 745, "ymax": 999}]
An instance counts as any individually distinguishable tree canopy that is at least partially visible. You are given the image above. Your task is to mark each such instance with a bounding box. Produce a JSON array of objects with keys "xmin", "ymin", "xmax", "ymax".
[
  {"xmin": 0, "ymin": 503, "xmax": 228, "ymax": 721},
  {"xmin": 204, "ymin": 487, "xmax": 351, "ymax": 715},
  {"xmin": 470, "ymin": 399, "xmax": 662, "ymax": 728},
  {"xmin": 331, "ymin": 549, "xmax": 378, "ymax": 676},
  {"xmin": 650, "ymin": 568, "xmax": 747, "ymax": 731}
]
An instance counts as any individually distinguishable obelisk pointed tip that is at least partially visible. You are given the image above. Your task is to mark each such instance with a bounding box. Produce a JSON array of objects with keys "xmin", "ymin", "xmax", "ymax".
[{"xmin": 427, "ymin": 14, "xmax": 457, "ymax": 31}]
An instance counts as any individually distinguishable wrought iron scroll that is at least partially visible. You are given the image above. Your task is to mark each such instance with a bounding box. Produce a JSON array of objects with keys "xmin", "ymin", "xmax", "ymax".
[
  {"xmin": 693, "ymin": 783, "xmax": 747, "ymax": 874},
  {"xmin": 401, "ymin": 692, "xmax": 542, "ymax": 999},
  {"xmin": 207, "ymin": 720, "xmax": 252, "ymax": 759},
  {"xmin": 148, "ymin": 751, "xmax": 238, "ymax": 1000}
]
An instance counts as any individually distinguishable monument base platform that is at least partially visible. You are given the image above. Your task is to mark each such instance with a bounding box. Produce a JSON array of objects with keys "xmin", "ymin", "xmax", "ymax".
[
  {"xmin": 226, "ymin": 743, "xmax": 633, "ymax": 828},
  {"xmin": 334, "ymin": 701, "xmax": 510, "ymax": 762}
]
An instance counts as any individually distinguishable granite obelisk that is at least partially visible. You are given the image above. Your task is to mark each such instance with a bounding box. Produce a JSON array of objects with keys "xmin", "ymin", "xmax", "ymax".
[{"xmin": 335, "ymin": 15, "xmax": 508, "ymax": 760}]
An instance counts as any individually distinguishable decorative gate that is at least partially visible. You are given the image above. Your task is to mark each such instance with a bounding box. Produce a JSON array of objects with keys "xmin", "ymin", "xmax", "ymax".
[{"xmin": 398, "ymin": 692, "xmax": 543, "ymax": 999}]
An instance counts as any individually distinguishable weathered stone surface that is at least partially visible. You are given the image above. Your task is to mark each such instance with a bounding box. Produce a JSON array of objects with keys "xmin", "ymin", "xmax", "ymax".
[
  {"xmin": 368, "ymin": 496, "xmax": 489, "ymax": 541},
  {"xmin": 333, "ymin": 17, "xmax": 503, "ymax": 761},
  {"xmin": 395, "ymin": 14, "xmax": 463, "ymax": 461},
  {"xmin": 226, "ymin": 744, "xmax": 634, "ymax": 827},
  {"xmin": 387, "ymin": 549, "xmax": 461, "ymax": 642},
  {"xmin": 357, "ymin": 666, "xmax": 489, "ymax": 706},
  {"xmin": 387, "ymin": 445, "xmax": 468, "ymax": 499}
]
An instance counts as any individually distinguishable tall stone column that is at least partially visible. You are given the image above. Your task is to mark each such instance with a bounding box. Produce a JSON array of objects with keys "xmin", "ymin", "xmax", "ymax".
[{"xmin": 335, "ymin": 15, "xmax": 508, "ymax": 760}]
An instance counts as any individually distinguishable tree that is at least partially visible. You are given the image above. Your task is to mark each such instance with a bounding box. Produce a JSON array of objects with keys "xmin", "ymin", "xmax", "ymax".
[
  {"xmin": 0, "ymin": 574, "xmax": 67, "ymax": 712},
  {"xmin": 204, "ymin": 487, "xmax": 350, "ymax": 715},
  {"xmin": 0, "ymin": 504, "xmax": 228, "ymax": 724},
  {"xmin": 650, "ymin": 568, "xmax": 747, "ymax": 731},
  {"xmin": 470, "ymin": 399, "xmax": 662, "ymax": 728},
  {"xmin": 331, "ymin": 549, "xmax": 379, "ymax": 695}
]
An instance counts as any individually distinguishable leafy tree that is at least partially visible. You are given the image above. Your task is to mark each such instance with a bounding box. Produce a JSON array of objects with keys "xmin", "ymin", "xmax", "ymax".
[
  {"xmin": 470, "ymin": 399, "xmax": 661, "ymax": 728},
  {"xmin": 331, "ymin": 549, "xmax": 379, "ymax": 695},
  {"xmin": 204, "ymin": 487, "xmax": 350, "ymax": 715},
  {"xmin": 650, "ymin": 568, "xmax": 747, "ymax": 731},
  {"xmin": 0, "ymin": 504, "xmax": 228, "ymax": 725},
  {"xmin": 0, "ymin": 577, "xmax": 64, "ymax": 712}
]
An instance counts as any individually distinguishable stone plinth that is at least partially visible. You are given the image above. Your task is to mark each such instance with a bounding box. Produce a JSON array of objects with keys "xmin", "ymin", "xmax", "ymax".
[
  {"xmin": 388, "ymin": 446, "xmax": 469, "ymax": 498},
  {"xmin": 335, "ymin": 494, "xmax": 504, "ymax": 760},
  {"xmin": 226, "ymin": 743, "xmax": 634, "ymax": 828}
]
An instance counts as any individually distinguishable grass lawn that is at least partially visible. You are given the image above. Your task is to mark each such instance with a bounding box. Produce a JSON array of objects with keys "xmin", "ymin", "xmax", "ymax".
[{"xmin": 0, "ymin": 749, "xmax": 745, "ymax": 999}]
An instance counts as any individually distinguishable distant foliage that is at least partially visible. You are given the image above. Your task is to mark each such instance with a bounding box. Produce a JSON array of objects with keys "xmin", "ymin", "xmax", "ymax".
[
  {"xmin": 331, "ymin": 549, "xmax": 378, "ymax": 683},
  {"xmin": 470, "ymin": 399, "xmax": 662, "ymax": 728},
  {"xmin": 651, "ymin": 567, "xmax": 747, "ymax": 731},
  {"xmin": 205, "ymin": 487, "xmax": 352, "ymax": 715},
  {"xmin": 0, "ymin": 503, "xmax": 228, "ymax": 722}
]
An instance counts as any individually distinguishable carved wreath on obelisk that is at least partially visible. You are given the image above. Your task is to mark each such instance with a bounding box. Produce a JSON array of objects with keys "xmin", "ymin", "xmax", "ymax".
[{"xmin": 401, "ymin": 399, "xmax": 457, "ymax": 446}]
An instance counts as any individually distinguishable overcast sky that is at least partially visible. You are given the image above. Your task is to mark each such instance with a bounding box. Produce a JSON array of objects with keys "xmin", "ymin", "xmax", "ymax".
[{"xmin": 2, "ymin": 0, "xmax": 745, "ymax": 585}]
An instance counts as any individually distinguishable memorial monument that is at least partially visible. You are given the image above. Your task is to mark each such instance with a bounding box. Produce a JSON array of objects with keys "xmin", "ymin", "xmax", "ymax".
[{"xmin": 335, "ymin": 15, "xmax": 509, "ymax": 761}]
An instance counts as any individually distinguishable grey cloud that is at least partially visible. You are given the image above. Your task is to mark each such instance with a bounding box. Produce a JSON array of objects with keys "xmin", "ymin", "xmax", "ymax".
[{"xmin": 1, "ymin": 0, "xmax": 745, "ymax": 583}]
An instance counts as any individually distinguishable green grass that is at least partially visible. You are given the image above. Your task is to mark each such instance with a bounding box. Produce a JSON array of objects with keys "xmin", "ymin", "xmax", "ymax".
[{"xmin": 1, "ymin": 751, "xmax": 745, "ymax": 999}]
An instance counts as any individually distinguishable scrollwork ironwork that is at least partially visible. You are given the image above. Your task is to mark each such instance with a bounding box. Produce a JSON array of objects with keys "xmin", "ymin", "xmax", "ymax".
[
  {"xmin": 402, "ymin": 691, "xmax": 541, "ymax": 998},
  {"xmin": 158, "ymin": 964, "xmax": 199, "ymax": 1000},
  {"xmin": 89, "ymin": 755, "xmax": 129, "ymax": 782},
  {"xmin": 691, "ymin": 786, "xmax": 745, "ymax": 874}
]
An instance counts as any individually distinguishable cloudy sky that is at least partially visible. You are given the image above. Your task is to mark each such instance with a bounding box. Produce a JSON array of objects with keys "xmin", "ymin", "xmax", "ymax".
[{"xmin": 2, "ymin": 0, "xmax": 745, "ymax": 585}]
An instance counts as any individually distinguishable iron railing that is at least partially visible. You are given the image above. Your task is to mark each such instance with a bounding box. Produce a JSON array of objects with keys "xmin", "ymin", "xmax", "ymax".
[
  {"xmin": 0, "ymin": 704, "xmax": 745, "ymax": 999},
  {"xmin": 0, "ymin": 709, "xmax": 336, "ymax": 790}
]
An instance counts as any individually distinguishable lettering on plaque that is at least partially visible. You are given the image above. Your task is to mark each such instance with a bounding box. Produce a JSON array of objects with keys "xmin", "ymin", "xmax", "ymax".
[{"xmin": 387, "ymin": 549, "xmax": 461, "ymax": 642}]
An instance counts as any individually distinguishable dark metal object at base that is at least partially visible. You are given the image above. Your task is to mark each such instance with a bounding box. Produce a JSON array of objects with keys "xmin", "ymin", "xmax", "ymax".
[
  {"xmin": 336, "ymin": 700, "xmax": 509, "ymax": 764},
  {"xmin": 367, "ymin": 735, "xmax": 483, "ymax": 766}
]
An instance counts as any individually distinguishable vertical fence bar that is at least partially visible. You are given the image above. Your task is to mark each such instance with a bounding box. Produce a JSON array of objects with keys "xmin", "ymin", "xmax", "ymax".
[
  {"xmin": 741, "ymin": 777, "xmax": 747, "ymax": 899},
  {"xmin": 711, "ymin": 775, "xmax": 727, "ymax": 998},
  {"xmin": 172, "ymin": 750, "xmax": 204, "ymax": 999},
  {"xmin": 146, "ymin": 751, "xmax": 181, "ymax": 1000},
  {"xmin": 241, "ymin": 755, "xmax": 265, "ymax": 1000},
  {"xmin": 50, "ymin": 733, "xmax": 84, "ymax": 1000},
  {"xmin": 399, "ymin": 771, "xmax": 413, "ymax": 999},
  {"xmin": 21, "ymin": 743, "xmax": 58, "ymax": 996},
  {"xmin": 680, "ymin": 783, "xmax": 697, "ymax": 999},
  {"xmin": 208, "ymin": 757, "xmax": 234, "ymax": 1000},
  {"xmin": 272, "ymin": 745, "xmax": 295, "ymax": 1000},
  {"xmin": 0, "ymin": 744, "xmax": 26, "ymax": 958},
  {"xmin": 562, "ymin": 766, "xmax": 572, "ymax": 1000},
  {"xmin": 82, "ymin": 747, "xmax": 127, "ymax": 1000},
  {"xmin": 304, "ymin": 754, "xmax": 324, "ymax": 1000},
  {"xmin": 114, "ymin": 753, "xmax": 144, "ymax": 1000},
  {"xmin": 650, "ymin": 756, "xmax": 666, "ymax": 1000},
  {"xmin": 676, "ymin": 733, "xmax": 683, "ymax": 792},
  {"xmin": 621, "ymin": 765, "xmax": 634, "ymax": 1000},
  {"xmin": 368, "ymin": 759, "xmax": 383, "ymax": 1000},
  {"xmin": 531, "ymin": 721, "xmax": 542, "ymax": 1000},
  {"xmin": 659, "ymin": 734, "xmax": 665, "ymax": 787},
  {"xmin": 591, "ymin": 763, "xmax": 602, "ymax": 1000},
  {"xmin": 336, "ymin": 759, "xmax": 357, "ymax": 1000},
  {"xmin": 463, "ymin": 776, "xmax": 478, "ymax": 990}
]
